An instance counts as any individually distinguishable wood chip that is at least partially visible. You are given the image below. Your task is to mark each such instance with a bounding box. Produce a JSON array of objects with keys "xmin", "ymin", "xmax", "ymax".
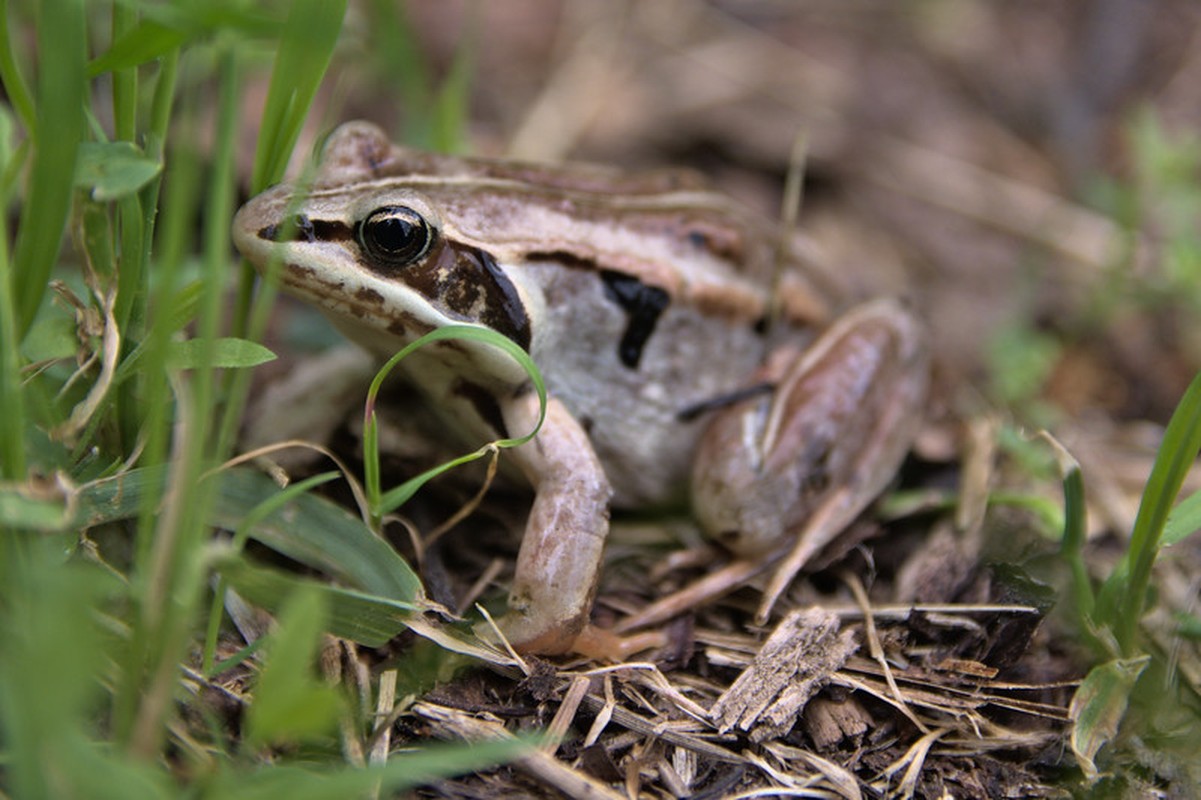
[
  {"xmin": 802, "ymin": 694, "xmax": 873, "ymax": 751},
  {"xmin": 710, "ymin": 607, "xmax": 858, "ymax": 741}
]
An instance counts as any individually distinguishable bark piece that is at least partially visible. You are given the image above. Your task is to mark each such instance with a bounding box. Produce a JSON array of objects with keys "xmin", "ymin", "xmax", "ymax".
[{"xmin": 710, "ymin": 607, "xmax": 858, "ymax": 742}]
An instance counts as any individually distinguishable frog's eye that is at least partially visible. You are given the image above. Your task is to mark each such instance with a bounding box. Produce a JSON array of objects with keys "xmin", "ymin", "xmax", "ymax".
[{"xmin": 357, "ymin": 205, "xmax": 435, "ymax": 268}]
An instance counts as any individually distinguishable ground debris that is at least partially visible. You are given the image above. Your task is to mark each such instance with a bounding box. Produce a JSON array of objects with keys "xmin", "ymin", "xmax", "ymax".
[
  {"xmin": 710, "ymin": 607, "xmax": 857, "ymax": 741},
  {"xmin": 802, "ymin": 693, "xmax": 873, "ymax": 750}
]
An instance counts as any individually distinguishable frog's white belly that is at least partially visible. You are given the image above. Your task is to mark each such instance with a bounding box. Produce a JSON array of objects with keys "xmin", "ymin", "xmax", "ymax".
[{"xmin": 530, "ymin": 270, "xmax": 770, "ymax": 507}]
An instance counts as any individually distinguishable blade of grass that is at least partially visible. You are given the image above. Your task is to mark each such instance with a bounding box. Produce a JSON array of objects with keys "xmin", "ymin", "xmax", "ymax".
[
  {"xmin": 203, "ymin": 738, "xmax": 530, "ymax": 798},
  {"xmin": 87, "ymin": 4, "xmax": 276, "ymax": 79},
  {"xmin": 107, "ymin": 8, "xmax": 182, "ymax": 453},
  {"xmin": 1069, "ymin": 655, "xmax": 1150, "ymax": 781},
  {"xmin": 12, "ymin": 0, "xmax": 85, "ymax": 339},
  {"xmin": 202, "ymin": 470, "xmax": 339, "ymax": 674},
  {"xmin": 131, "ymin": 60, "xmax": 193, "ymax": 520},
  {"xmin": 0, "ymin": 0, "xmax": 34, "ymax": 132},
  {"xmin": 220, "ymin": 0, "xmax": 346, "ymax": 457},
  {"xmin": 1104, "ymin": 370, "xmax": 1201, "ymax": 654},
  {"xmin": 1042, "ymin": 432, "xmax": 1096, "ymax": 625},
  {"xmin": 111, "ymin": 1, "xmax": 148, "ymax": 363},
  {"xmin": 0, "ymin": 540, "xmax": 121, "ymax": 799},
  {"xmin": 242, "ymin": 588, "xmax": 343, "ymax": 748},
  {"xmin": 88, "ymin": 19, "xmax": 187, "ymax": 79},
  {"xmin": 360, "ymin": 325, "xmax": 547, "ymax": 524},
  {"xmin": 249, "ymin": 0, "xmax": 347, "ymax": 193},
  {"xmin": 0, "ymin": 105, "xmax": 22, "ymax": 481},
  {"xmin": 106, "ymin": 43, "xmax": 179, "ymax": 459},
  {"xmin": 215, "ymin": 468, "xmax": 422, "ymax": 600},
  {"xmin": 215, "ymin": 555, "xmax": 422, "ymax": 650},
  {"xmin": 111, "ymin": 5, "xmax": 137, "ymax": 143},
  {"xmin": 66, "ymin": 465, "xmax": 422, "ymax": 601},
  {"xmin": 117, "ymin": 46, "xmax": 243, "ymax": 759},
  {"xmin": 1163, "ymin": 487, "xmax": 1201, "ymax": 545}
]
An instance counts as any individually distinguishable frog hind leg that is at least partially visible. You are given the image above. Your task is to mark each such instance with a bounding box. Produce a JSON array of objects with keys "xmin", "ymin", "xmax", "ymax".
[{"xmin": 691, "ymin": 298, "xmax": 929, "ymax": 622}]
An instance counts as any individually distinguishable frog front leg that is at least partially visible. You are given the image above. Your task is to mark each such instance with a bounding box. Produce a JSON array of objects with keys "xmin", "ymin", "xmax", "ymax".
[
  {"xmin": 484, "ymin": 392, "xmax": 613, "ymax": 655},
  {"xmin": 692, "ymin": 298, "xmax": 929, "ymax": 619}
]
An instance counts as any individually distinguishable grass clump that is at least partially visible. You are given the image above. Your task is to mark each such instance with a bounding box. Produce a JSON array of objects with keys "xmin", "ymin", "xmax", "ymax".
[
  {"xmin": 1047, "ymin": 113, "xmax": 1201, "ymax": 788},
  {"xmin": 0, "ymin": 2, "xmax": 521, "ymax": 797}
]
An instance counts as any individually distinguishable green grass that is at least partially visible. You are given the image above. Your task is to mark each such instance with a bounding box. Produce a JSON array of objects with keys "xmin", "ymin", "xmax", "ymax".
[
  {"xmin": 362, "ymin": 324, "xmax": 547, "ymax": 526},
  {"xmin": 1054, "ymin": 372, "xmax": 1201, "ymax": 784},
  {"xmin": 1038, "ymin": 112, "xmax": 1201, "ymax": 789},
  {"xmin": 0, "ymin": 2, "xmax": 519, "ymax": 797}
]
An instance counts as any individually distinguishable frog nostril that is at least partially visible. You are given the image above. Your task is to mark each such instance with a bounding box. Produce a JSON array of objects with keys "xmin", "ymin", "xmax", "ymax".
[{"xmin": 293, "ymin": 214, "xmax": 316, "ymax": 242}]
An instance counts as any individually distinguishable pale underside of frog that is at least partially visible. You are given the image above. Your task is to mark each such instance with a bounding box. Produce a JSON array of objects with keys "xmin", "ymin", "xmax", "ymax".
[{"xmin": 233, "ymin": 122, "xmax": 929, "ymax": 657}]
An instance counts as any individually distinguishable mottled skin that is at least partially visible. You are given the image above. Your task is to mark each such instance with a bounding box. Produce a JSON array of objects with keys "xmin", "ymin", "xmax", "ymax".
[{"xmin": 233, "ymin": 122, "xmax": 928, "ymax": 655}]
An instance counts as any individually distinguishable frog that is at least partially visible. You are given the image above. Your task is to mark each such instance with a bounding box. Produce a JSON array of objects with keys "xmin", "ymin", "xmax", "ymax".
[{"xmin": 232, "ymin": 121, "xmax": 928, "ymax": 656}]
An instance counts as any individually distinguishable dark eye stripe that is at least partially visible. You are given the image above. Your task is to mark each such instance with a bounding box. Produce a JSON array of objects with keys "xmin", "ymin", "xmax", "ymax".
[
  {"xmin": 419, "ymin": 244, "xmax": 532, "ymax": 351},
  {"xmin": 258, "ymin": 215, "xmax": 353, "ymax": 244}
]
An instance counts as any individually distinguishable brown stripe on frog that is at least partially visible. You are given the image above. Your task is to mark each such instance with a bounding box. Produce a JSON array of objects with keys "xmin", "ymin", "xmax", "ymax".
[
  {"xmin": 366, "ymin": 237, "xmax": 532, "ymax": 351},
  {"xmin": 455, "ymin": 188, "xmax": 752, "ymax": 269}
]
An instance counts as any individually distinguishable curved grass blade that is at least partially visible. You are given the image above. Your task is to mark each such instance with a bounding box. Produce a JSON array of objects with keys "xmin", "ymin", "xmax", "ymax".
[
  {"xmin": 362, "ymin": 324, "xmax": 546, "ymax": 519},
  {"xmin": 1042, "ymin": 432, "xmax": 1095, "ymax": 625}
]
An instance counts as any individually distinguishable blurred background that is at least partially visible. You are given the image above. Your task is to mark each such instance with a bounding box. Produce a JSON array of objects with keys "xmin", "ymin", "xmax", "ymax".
[{"xmin": 253, "ymin": 0, "xmax": 1201, "ymax": 434}]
